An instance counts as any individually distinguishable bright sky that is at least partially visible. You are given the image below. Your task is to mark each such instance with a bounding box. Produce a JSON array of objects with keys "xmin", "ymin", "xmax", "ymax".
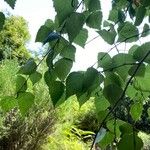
[{"xmin": 0, "ymin": 0, "xmax": 149, "ymax": 71}]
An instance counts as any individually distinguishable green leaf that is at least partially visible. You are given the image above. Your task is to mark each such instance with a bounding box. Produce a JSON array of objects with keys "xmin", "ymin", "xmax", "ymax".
[
  {"xmin": 117, "ymin": 134, "xmax": 143, "ymax": 150},
  {"xmin": 86, "ymin": 11, "xmax": 102, "ymax": 29},
  {"xmin": 0, "ymin": 96, "xmax": 17, "ymax": 112},
  {"xmin": 18, "ymin": 58, "xmax": 37, "ymax": 75},
  {"xmin": 97, "ymin": 27, "xmax": 116, "ymax": 45},
  {"xmin": 85, "ymin": 0, "xmax": 101, "ymax": 12},
  {"xmin": 112, "ymin": 0, "xmax": 127, "ymax": 9},
  {"xmin": 0, "ymin": 12, "xmax": 5, "ymax": 31},
  {"xmin": 45, "ymin": 19, "xmax": 54, "ymax": 28},
  {"xmin": 103, "ymin": 84, "xmax": 123, "ymax": 105},
  {"xmin": 104, "ymin": 72, "xmax": 123, "ymax": 87},
  {"xmin": 74, "ymin": 28, "xmax": 88, "ymax": 48},
  {"xmin": 16, "ymin": 75, "xmax": 27, "ymax": 93},
  {"xmin": 129, "ymin": 45, "xmax": 139, "ymax": 55},
  {"xmin": 66, "ymin": 12, "xmax": 85, "ymax": 42},
  {"xmin": 133, "ymin": 42, "xmax": 150, "ymax": 63},
  {"xmin": 126, "ymin": 85, "xmax": 138, "ymax": 99},
  {"xmin": 83, "ymin": 68, "xmax": 103, "ymax": 93},
  {"xmin": 60, "ymin": 44, "xmax": 76, "ymax": 61},
  {"xmin": 119, "ymin": 123, "xmax": 133, "ymax": 134},
  {"xmin": 108, "ymin": 9, "xmax": 118, "ymax": 23},
  {"xmin": 66, "ymin": 71, "xmax": 84, "ymax": 99},
  {"xmin": 112, "ymin": 53, "xmax": 135, "ymax": 80},
  {"xmin": 98, "ymin": 132, "xmax": 115, "ymax": 149},
  {"xmin": 106, "ymin": 119, "xmax": 124, "ymax": 137},
  {"xmin": 17, "ymin": 92, "xmax": 35, "ymax": 116},
  {"xmin": 36, "ymin": 25, "xmax": 54, "ymax": 43},
  {"xmin": 49, "ymin": 37, "xmax": 69, "ymax": 58},
  {"xmin": 130, "ymin": 103, "xmax": 143, "ymax": 121},
  {"xmin": 4, "ymin": 0, "xmax": 16, "ymax": 9},
  {"xmin": 141, "ymin": 24, "xmax": 150, "ymax": 37},
  {"xmin": 44, "ymin": 70, "xmax": 57, "ymax": 86},
  {"xmin": 30, "ymin": 71, "xmax": 42, "ymax": 85},
  {"xmin": 128, "ymin": 64, "xmax": 145, "ymax": 77},
  {"xmin": 97, "ymin": 52, "xmax": 112, "ymax": 69},
  {"xmin": 53, "ymin": 0, "xmax": 78, "ymax": 25},
  {"xmin": 94, "ymin": 94, "xmax": 110, "ymax": 113},
  {"xmin": 117, "ymin": 22, "xmax": 139, "ymax": 42},
  {"xmin": 135, "ymin": 6, "xmax": 146, "ymax": 26},
  {"xmin": 49, "ymin": 81, "xmax": 65, "ymax": 106},
  {"xmin": 54, "ymin": 58, "xmax": 73, "ymax": 81},
  {"xmin": 133, "ymin": 65, "xmax": 150, "ymax": 92}
]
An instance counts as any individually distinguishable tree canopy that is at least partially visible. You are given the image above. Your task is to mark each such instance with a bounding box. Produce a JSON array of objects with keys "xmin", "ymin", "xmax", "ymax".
[{"xmin": 0, "ymin": 15, "xmax": 30, "ymax": 62}]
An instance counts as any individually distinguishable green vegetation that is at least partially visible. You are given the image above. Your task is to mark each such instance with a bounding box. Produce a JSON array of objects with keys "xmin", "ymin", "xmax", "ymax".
[
  {"xmin": 1, "ymin": 0, "xmax": 150, "ymax": 149},
  {"xmin": 0, "ymin": 15, "xmax": 30, "ymax": 62}
]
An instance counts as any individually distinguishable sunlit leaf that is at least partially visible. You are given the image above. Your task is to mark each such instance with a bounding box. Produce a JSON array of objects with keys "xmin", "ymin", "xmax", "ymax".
[
  {"xmin": 0, "ymin": 96, "xmax": 17, "ymax": 112},
  {"xmin": 17, "ymin": 92, "xmax": 35, "ymax": 116},
  {"xmin": 130, "ymin": 103, "xmax": 143, "ymax": 121}
]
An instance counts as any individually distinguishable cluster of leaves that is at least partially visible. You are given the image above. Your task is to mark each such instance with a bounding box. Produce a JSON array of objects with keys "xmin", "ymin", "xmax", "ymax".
[{"xmin": 1, "ymin": 0, "xmax": 150, "ymax": 150}]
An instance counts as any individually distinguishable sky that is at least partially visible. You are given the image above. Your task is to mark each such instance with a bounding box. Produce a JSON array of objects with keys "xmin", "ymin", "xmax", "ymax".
[
  {"xmin": 0, "ymin": 0, "xmax": 113, "ymax": 70},
  {"xmin": 0, "ymin": 0, "xmax": 149, "ymax": 71}
]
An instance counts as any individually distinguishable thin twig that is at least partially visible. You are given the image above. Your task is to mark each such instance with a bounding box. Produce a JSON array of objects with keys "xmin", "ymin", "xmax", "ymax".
[
  {"xmin": 100, "ymin": 62, "xmax": 138, "ymax": 73},
  {"xmin": 90, "ymin": 28, "xmax": 150, "ymax": 68}
]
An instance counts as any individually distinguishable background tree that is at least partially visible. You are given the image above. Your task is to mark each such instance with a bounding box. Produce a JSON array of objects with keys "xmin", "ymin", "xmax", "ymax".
[{"xmin": 0, "ymin": 15, "xmax": 30, "ymax": 62}]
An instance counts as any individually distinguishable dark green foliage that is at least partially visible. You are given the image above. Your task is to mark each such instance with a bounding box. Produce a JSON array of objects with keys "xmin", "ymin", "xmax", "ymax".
[
  {"xmin": 66, "ymin": 12, "xmax": 85, "ymax": 42},
  {"xmin": 97, "ymin": 27, "xmax": 116, "ymax": 45},
  {"xmin": 48, "ymin": 81, "xmax": 65, "ymax": 106},
  {"xmin": 86, "ymin": 11, "xmax": 102, "ymax": 29},
  {"xmin": 135, "ymin": 6, "xmax": 146, "ymax": 26},
  {"xmin": 74, "ymin": 28, "xmax": 88, "ymax": 48},
  {"xmin": 4, "ymin": 0, "xmax": 17, "ymax": 9},
  {"xmin": 0, "ymin": 12, "xmax": 5, "ymax": 31}
]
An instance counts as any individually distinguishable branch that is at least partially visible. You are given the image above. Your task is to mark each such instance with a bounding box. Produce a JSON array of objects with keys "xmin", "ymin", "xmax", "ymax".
[
  {"xmin": 100, "ymin": 62, "xmax": 138, "ymax": 73},
  {"xmin": 90, "ymin": 28, "xmax": 150, "ymax": 68},
  {"xmin": 90, "ymin": 50, "xmax": 150, "ymax": 150}
]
